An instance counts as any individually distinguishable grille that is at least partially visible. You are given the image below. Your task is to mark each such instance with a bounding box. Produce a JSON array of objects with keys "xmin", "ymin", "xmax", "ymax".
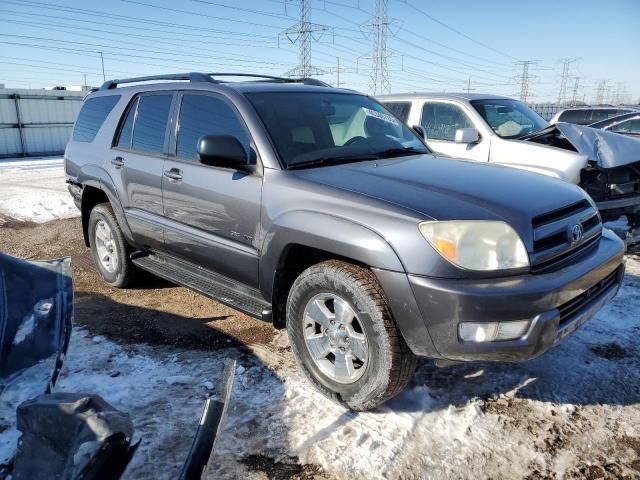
[
  {"xmin": 558, "ymin": 269, "xmax": 619, "ymax": 326},
  {"xmin": 530, "ymin": 200, "xmax": 602, "ymax": 273}
]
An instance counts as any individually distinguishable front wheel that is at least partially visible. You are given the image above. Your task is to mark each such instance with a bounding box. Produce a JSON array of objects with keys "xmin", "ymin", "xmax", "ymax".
[{"xmin": 286, "ymin": 260, "xmax": 416, "ymax": 411}]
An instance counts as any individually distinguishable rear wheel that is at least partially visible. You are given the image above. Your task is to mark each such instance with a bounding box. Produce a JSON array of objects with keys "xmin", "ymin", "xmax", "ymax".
[
  {"xmin": 286, "ymin": 260, "xmax": 416, "ymax": 411},
  {"xmin": 88, "ymin": 203, "xmax": 138, "ymax": 288}
]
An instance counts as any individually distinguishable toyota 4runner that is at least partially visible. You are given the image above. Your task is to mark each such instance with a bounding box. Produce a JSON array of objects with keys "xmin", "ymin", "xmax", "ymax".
[{"xmin": 65, "ymin": 73, "xmax": 625, "ymax": 411}]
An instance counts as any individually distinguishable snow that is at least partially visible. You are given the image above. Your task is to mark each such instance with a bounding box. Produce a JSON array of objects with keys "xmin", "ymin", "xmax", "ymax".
[
  {"xmin": 0, "ymin": 156, "xmax": 79, "ymax": 223},
  {"xmin": 1, "ymin": 255, "xmax": 638, "ymax": 478}
]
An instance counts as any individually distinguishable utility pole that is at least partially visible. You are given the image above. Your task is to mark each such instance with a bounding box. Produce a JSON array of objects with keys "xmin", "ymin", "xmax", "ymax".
[
  {"xmin": 98, "ymin": 51, "xmax": 105, "ymax": 81},
  {"xmin": 557, "ymin": 58, "xmax": 578, "ymax": 106},
  {"xmin": 83, "ymin": 74, "xmax": 87, "ymax": 90},
  {"xmin": 336, "ymin": 57, "xmax": 340, "ymax": 88},
  {"xmin": 280, "ymin": 0, "xmax": 332, "ymax": 77},
  {"xmin": 516, "ymin": 60, "xmax": 535, "ymax": 103},
  {"xmin": 464, "ymin": 76, "xmax": 473, "ymax": 93},
  {"xmin": 361, "ymin": 0, "xmax": 400, "ymax": 95}
]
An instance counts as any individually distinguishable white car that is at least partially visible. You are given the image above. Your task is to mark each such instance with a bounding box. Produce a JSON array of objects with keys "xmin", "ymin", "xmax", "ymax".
[{"xmin": 378, "ymin": 93, "xmax": 640, "ymax": 230}]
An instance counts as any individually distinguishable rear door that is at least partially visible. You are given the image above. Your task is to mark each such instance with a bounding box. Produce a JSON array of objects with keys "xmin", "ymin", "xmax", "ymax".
[
  {"xmin": 420, "ymin": 101, "xmax": 490, "ymax": 162},
  {"xmin": 161, "ymin": 91, "xmax": 262, "ymax": 287},
  {"xmin": 109, "ymin": 92, "xmax": 175, "ymax": 250}
]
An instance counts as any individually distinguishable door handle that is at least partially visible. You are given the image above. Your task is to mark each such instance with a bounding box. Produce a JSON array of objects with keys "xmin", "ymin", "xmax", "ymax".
[
  {"xmin": 111, "ymin": 156, "xmax": 125, "ymax": 168},
  {"xmin": 163, "ymin": 168, "xmax": 183, "ymax": 182}
]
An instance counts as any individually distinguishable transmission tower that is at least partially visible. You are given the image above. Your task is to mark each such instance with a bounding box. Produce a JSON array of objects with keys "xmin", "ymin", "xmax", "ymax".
[
  {"xmin": 570, "ymin": 76, "xmax": 581, "ymax": 106},
  {"xmin": 594, "ymin": 80, "xmax": 607, "ymax": 105},
  {"xmin": 360, "ymin": 0, "xmax": 400, "ymax": 95},
  {"xmin": 516, "ymin": 61, "xmax": 536, "ymax": 102},
  {"xmin": 557, "ymin": 58, "xmax": 578, "ymax": 105},
  {"xmin": 280, "ymin": 0, "xmax": 332, "ymax": 77}
]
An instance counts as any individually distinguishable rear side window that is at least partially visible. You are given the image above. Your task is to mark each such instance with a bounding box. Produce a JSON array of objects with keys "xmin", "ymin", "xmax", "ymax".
[
  {"xmin": 116, "ymin": 97, "xmax": 138, "ymax": 149},
  {"xmin": 176, "ymin": 94, "xmax": 250, "ymax": 161},
  {"xmin": 557, "ymin": 109, "xmax": 591, "ymax": 125},
  {"xmin": 383, "ymin": 101, "xmax": 411, "ymax": 122},
  {"xmin": 72, "ymin": 95, "xmax": 120, "ymax": 142},
  {"xmin": 132, "ymin": 94, "xmax": 173, "ymax": 154}
]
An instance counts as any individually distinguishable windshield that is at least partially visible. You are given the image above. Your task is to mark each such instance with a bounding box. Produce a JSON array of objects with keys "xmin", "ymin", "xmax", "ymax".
[
  {"xmin": 246, "ymin": 92, "xmax": 428, "ymax": 169},
  {"xmin": 471, "ymin": 99, "xmax": 548, "ymax": 139}
]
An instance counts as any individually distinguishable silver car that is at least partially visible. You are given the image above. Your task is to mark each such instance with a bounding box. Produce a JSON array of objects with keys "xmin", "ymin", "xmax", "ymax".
[{"xmin": 379, "ymin": 93, "xmax": 640, "ymax": 231}]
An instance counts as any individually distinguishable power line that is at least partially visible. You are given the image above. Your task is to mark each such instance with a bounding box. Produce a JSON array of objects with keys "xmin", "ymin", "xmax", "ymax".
[{"xmin": 398, "ymin": 0, "xmax": 518, "ymax": 60}]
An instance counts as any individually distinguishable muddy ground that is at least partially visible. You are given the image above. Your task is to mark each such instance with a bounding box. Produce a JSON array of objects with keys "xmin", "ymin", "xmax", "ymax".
[{"xmin": 0, "ymin": 217, "xmax": 275, "ymax": 350}]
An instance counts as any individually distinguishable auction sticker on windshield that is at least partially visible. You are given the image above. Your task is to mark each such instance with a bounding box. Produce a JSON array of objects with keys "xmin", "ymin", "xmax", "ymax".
[{"xmin": 363, "ymin": 107, "xmax": 400, "ymax": 125}]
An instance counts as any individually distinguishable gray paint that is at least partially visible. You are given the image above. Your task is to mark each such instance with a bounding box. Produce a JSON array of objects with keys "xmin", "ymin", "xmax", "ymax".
[{"xmin": 65, "ymin": 80, "xmax": 626, "ymax": 362}]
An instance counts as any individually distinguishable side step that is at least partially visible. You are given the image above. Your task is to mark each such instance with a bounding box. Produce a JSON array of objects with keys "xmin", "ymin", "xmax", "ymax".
[{"xmin": 131, "ymin": 251, "xmax": 272, "ymax": 320}]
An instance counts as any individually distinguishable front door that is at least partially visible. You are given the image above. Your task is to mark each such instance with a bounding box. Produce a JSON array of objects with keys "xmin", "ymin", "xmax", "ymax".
[
  {"xmin": 420, "ymin": 101, "xmax": 490, "ymax": 162},
  {"xmin": 108, "ymin": 92, "xmax": 174, "ymax": 250},
  {"xmin": 161, "ymin": 92, "xmax": 262, "ymax": 287}
]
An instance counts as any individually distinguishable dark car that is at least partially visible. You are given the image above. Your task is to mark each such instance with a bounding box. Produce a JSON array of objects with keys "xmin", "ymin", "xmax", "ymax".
[
  {"xmin": 65, "ymin": 73, "xmax": 625, "ymax": 410},
  {"xmin": 550, "ymin": 107, "xmax": 638, "ymax": 126},
  {"xmin": 589, "ymin": 111, "xmax": 640, "ymax": 137}
]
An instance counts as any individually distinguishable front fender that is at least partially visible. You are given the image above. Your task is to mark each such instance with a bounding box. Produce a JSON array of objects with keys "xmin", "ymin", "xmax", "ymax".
[{"xmin": 260, "ymin": 210, "xmax": 404, "ymax": 297}]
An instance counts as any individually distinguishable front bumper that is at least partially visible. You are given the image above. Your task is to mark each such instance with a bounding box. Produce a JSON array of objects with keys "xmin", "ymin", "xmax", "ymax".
[{"xmin": 374, "ymin": 229, "xmax": 625, "ymax": 362}]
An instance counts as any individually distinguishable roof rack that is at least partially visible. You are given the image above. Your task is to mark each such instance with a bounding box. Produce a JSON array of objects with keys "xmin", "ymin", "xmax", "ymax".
[{"xmin": 99, "ymin": 72, "xmax": 330, "ymax": 90}]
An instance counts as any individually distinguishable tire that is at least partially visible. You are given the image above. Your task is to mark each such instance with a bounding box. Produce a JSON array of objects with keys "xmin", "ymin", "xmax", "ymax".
[
  {"xmin": 88, "ymin": 203, "xmax": 138, "ymax": 288},
  {"xmin": 286, "ymin": 260, "xmax": 416, "ymax": 411}
]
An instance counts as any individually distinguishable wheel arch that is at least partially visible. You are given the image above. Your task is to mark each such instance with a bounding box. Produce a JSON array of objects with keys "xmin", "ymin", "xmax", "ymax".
[{"xmin": 261, "ymin": 211, "xmax": 404, "ymax": 328}]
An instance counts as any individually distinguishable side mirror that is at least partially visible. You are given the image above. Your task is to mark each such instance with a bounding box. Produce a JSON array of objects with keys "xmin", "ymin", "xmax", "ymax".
[
  {"xmin": 412, "ymin": 125, "xmax": 427, "ymax": 140},
  {"xmin": 197, "ymin": 135, "xmax": 248, "ymax": 169},
  {"xmin": 454, "ymin": 128, "xmax": 480, "ymax": 144}
]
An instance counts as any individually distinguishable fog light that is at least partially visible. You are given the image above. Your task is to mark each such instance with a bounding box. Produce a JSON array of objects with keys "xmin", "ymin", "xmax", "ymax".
[{"xmin": 459, "ymin": 320, "xmax": 530, "ymax": 342}]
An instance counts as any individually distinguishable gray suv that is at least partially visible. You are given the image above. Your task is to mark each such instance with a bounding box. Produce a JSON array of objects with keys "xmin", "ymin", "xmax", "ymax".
[{"xmin": 65, "ymin": 73, "xmax": 625, "ymax": 411}]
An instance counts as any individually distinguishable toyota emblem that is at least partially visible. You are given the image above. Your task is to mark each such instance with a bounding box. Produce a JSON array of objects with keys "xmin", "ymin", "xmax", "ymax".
[{"xmin": 570, "ymin": 224, "xmax": 584, "ymax": 243}]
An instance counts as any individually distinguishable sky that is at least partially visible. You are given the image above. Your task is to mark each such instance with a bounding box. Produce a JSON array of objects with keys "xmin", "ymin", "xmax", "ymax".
[{"xmin": 0, "ymin": 0, "xmax": 638, "ymax": 104}]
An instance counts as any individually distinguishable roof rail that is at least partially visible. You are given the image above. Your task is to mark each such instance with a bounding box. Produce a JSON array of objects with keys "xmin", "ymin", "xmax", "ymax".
[{"xmin": 99, "ymin": 72, "xmax": 331, "ymax": 90}]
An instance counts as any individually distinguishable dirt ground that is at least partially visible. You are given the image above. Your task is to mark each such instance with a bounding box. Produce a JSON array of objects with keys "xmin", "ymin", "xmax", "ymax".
[{"xmin": 0, "ymin": 217, "xmax": 276, "ymax": 350}]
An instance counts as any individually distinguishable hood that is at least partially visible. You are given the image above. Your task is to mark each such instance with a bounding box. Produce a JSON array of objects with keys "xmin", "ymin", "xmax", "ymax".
[
  {"xmin": 522, "ymin": 122, "xmax": 640, "ymax": 169},
  {"xmin": 294, "ymin": 154, "xmax": 586, "ymax": 240}
]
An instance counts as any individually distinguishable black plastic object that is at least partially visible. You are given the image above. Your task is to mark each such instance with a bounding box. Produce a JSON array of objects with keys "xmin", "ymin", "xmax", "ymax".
[
  {"xmin": 0, "ymin": 252, "xmax": 73, "ymax": 392},
  {"xmin": 10, "ymin": 393, "xmax": 135, "ymax": 480},
  {"xmin": 179, "ymin": 359, "xmax": 236, "ymax": 480}
]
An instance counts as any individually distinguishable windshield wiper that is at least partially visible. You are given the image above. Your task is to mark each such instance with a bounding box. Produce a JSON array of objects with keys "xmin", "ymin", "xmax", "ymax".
[
  {"xmin": 287, "ymin": 147, "xmax": 427, "ymax": 170},
  {"xmin": 287, "ymin": 154, "xmax": 379, "ymax": 170},
  {"xmin": 373, "ymin": 146, "xmax": 427, "ymax": 158}
]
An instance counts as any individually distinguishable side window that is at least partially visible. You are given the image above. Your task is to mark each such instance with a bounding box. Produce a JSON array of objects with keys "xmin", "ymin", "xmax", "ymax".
[
  {"xmin": 611, "ymin": 120, "xmax": 632, "ymax": 134},
  {"xmin": 176, "ymin": 94, "xmax": 250, "ymax": 161},
  {"xmin": 421, "ymin": 103, "xmax": 472, "ymax": 141},
  {"xmin": 72, "ymin": 95, "xmax": 120, "ymax": 142},
  {"xmin": 116, "ymin": 97, "xmax": 138, "ymax": 149},
  {"xmin": 630, "ymin": 119, "xmax": 640, "ymax": 134},
  {"xmin": 132, "ymin": 94, "xmax": 173, "ymax": 154},
  {"xmin": 383, "ymin": 102, "xmax": 411, "ymax": 122}
]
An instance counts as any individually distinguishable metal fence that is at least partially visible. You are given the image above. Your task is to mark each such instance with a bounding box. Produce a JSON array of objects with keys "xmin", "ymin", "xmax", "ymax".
[
  {"xmin": 528, "ymin": 103, "xmax": 565, "ymax": 121},
  {"xmin": 0, "ymin": 89, "xmax": 84, "ymax": 158}
]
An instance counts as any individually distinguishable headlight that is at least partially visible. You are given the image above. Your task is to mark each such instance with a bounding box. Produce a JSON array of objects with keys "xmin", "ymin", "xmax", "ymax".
[{"xmin": 419, "ymin": 221, "xmax": 529, "ymax": 271}]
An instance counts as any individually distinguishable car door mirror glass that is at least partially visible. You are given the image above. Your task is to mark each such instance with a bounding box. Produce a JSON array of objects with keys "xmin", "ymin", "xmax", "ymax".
[
  {"xmin": 197, "ymin": 135, "xmax": 248, "ymax": 169},
  {"xmin": 454, "ymin": 127, "xmax": 480, "ymax": 144}
]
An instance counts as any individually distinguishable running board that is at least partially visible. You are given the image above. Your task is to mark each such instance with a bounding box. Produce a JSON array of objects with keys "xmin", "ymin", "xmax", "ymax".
[{"xmin": 131, "ymin": 251, "xmax": 272, "ymax": 320}]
